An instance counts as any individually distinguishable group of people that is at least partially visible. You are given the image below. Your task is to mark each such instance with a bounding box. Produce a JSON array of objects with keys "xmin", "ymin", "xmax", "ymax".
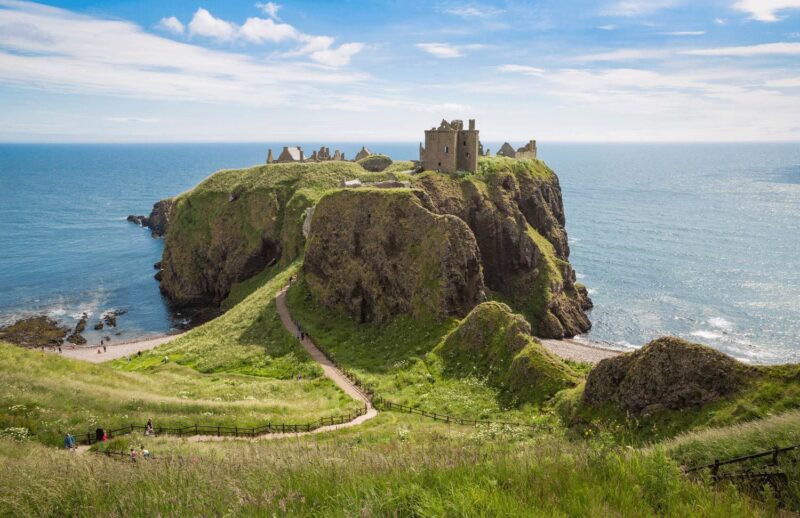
[{"xmin": 129, "ymin": 445, "xmax": 151, "ymax": 461}]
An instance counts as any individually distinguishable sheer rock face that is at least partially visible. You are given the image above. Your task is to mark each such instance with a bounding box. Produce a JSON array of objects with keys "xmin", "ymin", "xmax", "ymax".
[
  {"xmin": 583, "ymin": 337, "xmax": 753, "ymax": 416},
  {"xmin": 411, "ymin": 163, "xmax": 590, "ymax": 338},
  {"xmin": 303, "ymin": 189, "xmax": 485, "ymax": 324}
]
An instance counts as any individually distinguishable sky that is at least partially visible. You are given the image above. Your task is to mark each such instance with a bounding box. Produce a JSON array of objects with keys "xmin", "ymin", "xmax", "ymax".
[{"xmin": 1, "ymin": 0, "xmax": 799, "ymax": 142}]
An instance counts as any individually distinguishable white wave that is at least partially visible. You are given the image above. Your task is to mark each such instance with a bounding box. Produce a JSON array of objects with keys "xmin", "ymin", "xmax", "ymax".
[
  {"xmin": 587, "ymin": 288, "xmax": 597, "ymax": 295},
  {"xmin": 576, "ymin": 273, "xmax": 586, "ymax": 279},
  {"xmin": 708, "ymin": 317, "xmax": 733, "ymax": 330},
  {"xmin": 690, "ymin": 330, "xmax": 723, "ymax": 340}
]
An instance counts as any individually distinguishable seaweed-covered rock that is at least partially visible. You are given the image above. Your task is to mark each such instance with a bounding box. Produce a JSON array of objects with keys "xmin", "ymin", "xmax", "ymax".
[
  {"xmin": 304, "ymin": 189, "xmax": 485, "ymax": 324},
  {"xmin": 0, "ymin": 316, "xmax": 68, "ymax": 347},
  {"xmin": 582, "ymin": 337, "xmax": 753, "ymax": 415},
  {"xmin": 357, "ymin": 154, "xmax": 393, "ymax": 172},
  {"xmin": 437, "ymin": 302, "xmax": 578, "ymax": 405}
]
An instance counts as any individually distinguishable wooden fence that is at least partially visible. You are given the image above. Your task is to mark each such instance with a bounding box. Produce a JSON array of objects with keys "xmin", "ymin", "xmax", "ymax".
[
  {"xmin": 71, "ymin": 406, "xmax": 368, "ymax": 446},
  {"xmin": 684, "ymin": 443, "xmax": 799, "ymax": 487}
]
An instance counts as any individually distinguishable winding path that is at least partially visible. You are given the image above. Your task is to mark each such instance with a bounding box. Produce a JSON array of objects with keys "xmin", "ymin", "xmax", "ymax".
[{"xmin": 185, "ymin": 286, "xmax": 378, "ymax": 442}]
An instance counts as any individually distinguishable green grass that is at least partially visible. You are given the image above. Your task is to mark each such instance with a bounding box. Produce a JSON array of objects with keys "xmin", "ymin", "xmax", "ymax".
[
  {"xmin": 286, "ymin": 278, "xmax": 562, "ymax": 423},
  {"xmin": 0, "ymin": 413, "xmax": 770, "ymax": 517},
  {"xmin": 0, "ymin": 264, "xmax": 359, "ymax": 446}
]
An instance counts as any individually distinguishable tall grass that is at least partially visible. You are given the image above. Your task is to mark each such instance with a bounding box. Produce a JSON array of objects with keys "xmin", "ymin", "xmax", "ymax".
[{"xmin": 0, "ymin": 415, "xmax": 768, "ymax": 517}]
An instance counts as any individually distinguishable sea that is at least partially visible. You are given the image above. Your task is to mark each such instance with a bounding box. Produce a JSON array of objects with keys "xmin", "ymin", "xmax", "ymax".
[{"xmin": 0, "ymin": 142, "xmax": 798, "ymax": 363}]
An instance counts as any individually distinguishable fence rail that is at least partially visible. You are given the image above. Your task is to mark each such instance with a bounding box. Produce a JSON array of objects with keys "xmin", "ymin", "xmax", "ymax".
[
  {"xmin": 68, "ymin": 406, "xmax": 368, "ymax": 446},
  {"xmin": 684, "ymin": 443, "xmax": 800, "ymax": 479}
]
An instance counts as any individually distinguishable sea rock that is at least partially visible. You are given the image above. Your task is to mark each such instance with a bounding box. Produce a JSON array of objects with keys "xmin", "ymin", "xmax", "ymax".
[
  {"xmin": 102, "ymin": 309, "xmax": 127, "ymax": 328},
  {"xmin": 357, "ymin": 154, "xmax": 393, "ymax": 172},
  {"xmin": 66, "ymin": 313, "xmax": 88, "ymax": 345},
  {"xmin": 0, "ymin": 316, "xmax": 68, "ymax": 347},
  {"xmin": 153, "ymin": 261, "xmax": 162, "ymax": 270},
  {"xmin": 127, "ymin": 199, "xmax": 173, "ymax": 238},
  {"xmin": 582, "ymin": 337, "xmax": 753, "ymax": 415},
  {"xmin": 304, "ymin": 189, "xmax": 485, "ymax": 324},
  {"xmin": 94, "ymin": 322, "xmax": 104, "ymax": 330},
  {"xmin": 437, "ymin": 302, "xmax": 578, "ymax": 405}
]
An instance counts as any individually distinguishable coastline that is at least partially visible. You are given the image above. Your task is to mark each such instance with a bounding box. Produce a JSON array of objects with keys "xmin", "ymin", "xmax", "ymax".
[{"xmin": 56, "ymin": 332, "xmax": 185, "ymax": 363}]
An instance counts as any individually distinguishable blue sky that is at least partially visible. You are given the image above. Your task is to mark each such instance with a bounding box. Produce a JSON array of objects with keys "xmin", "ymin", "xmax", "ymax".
[{"xmin": 1, "ymin": 0, "xmax": 799, "ymax": 142}]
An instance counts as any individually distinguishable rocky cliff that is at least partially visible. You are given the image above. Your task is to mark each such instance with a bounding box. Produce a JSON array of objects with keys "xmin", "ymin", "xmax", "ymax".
[
  {"xmin": 304, "ymin": 189, "xmax": 484, "ymax": 323},
  {"xmin": 410, "ymin": 158, "xmax": 591, "ymax": 338},
  {"xmin": 156, "ymin": 157, "xmax": 591, "ymax": 338},
  {"xmin": 157, "ymin": 162, "xmax": 394, "ymax": 308}
]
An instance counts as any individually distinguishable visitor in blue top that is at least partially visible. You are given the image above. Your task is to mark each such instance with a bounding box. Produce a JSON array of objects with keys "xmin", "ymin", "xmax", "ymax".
[{"xmin": 63, "ymin": 432, "xmax": 75, "ymax": 450}]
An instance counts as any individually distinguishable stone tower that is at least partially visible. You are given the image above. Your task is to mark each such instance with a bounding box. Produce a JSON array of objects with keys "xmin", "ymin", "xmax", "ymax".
[{"xmin": 420, "ymin": 119, "xmax": 479, "ymax": 173}]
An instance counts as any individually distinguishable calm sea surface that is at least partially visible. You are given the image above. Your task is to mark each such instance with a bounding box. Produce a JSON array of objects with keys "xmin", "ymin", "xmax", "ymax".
[{"xmin": 0, "ymin": 143, "xmax": 798, "ymax": 363}]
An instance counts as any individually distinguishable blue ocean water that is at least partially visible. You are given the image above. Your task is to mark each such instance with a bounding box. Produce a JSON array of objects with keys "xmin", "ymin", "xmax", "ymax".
[{"xmin": 0, "ymin": 142, "xmax": 798, "ymax": 363}]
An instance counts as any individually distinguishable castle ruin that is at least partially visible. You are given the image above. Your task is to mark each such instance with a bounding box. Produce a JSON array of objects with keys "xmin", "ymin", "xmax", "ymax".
[
  {"xmin": 419, "ymin": 119, "xmax": 479, "ymax": 173},
  {"xmin": 497, "ymin": 140, "xmax": 537, "ymax": 160}
]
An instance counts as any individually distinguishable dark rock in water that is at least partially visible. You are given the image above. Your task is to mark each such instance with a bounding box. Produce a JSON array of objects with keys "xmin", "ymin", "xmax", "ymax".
[
  {"xmin": 154, "ymin": 261, "xmax": 162, "ymax": 270},
  {"xmin": 582, "ymin": 336, "xmax": 754, "ymax": 416},
  {"xmin": 93, "ymin": 322, "xmax": 104, "ymax": 330},
  {"xmin": 127, "ymin": 214, "xmax": 149, "ymax": 226},
  {"xmin": 66, "ymin": 313, "xmax": 89, "ymax": 345},
  {"xmin": 103, "ymin": 335, "xmax": 112, "ymax": 342},
  {"xmin": 102, "ymin": 309, "xmax": 126, "ymax": 328},
  {"xmin": 154, "ymin": 270, "xmax": 163, "ymax": 282},
  {"xmin": 127, "ymin": 199, "xmax": 173, "ymax": 238},
  {"xmin": 0, "ymin": 316, "xmax": 69, "ymax": 347}
]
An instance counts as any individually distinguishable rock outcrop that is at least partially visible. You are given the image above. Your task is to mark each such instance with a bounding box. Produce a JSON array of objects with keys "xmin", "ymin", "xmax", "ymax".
[
  {"xmin": 66, "ymin": 313, "xmax": 88, "ymax": 345},
  {"xmin": 0, "ymin": 316, "xmax": 68, "ymax": 347},
  {"xmin": 357, "ymin": 154, "xmax": 393, "ymax": 172},
  {"xmin": 582, "ymin": 337, "xmax": 754, "ymax": 415},
  {"xmin": 437, "ymin": 302, "xmax": 578, "ymax": 405},
  {"xmin": 304, "ymin": 189, "xmax": 485, "ymax": 323},
  {"xmin": 411, "ymin": 158, "xmax": 591, "ymax": 338},
  {"xmin": 158, "ymin": 162, "xmax": 391, "ymax": 308},
  {"xmin": 127, "ymin": 199, "xmax": 173, "ymax": 238}
]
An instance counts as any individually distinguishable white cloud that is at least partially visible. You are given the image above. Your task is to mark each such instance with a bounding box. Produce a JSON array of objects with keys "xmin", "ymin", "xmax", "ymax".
[
  {"xmin": 714, "ymin": 17, "xmax": 727, "ymax": 25},
  {"xmin": 188, "ymin": 7, "xmax": 237, "ymax": 40},
  {"xmin": 573, "ymin": 48, "xmax": 671, "ymax": 62},
  {"xmin": 684, "ymin": 42, "xmax": 800, "ymax": 56},
  {"xmin": 156, "ymin": 16, "xmax": 184, "ymax": 35},
  {"xmin": 309, "ymin": 43, "xmax": 365, "ymax": 67},
  {"xmin": 733, "ymin": 0, "xmax": 800, "ymax": 22},
  {"xmin": 659, "ymin": 30, "xmax": 706, "ymax": 36},
  {"xmin": 239, "ymin": 16, "xmax": 297, "ymax": 43},
  {"xmin": 0, "ymin": 1, "xmax": 367, "ymax": 107},
  {"xmin": 255, "ymin": 1, "xmax": 281, "ymax": 19},
  {"xmin": 497, "ymin": 64, "xmax": 545, "ymax": 75},
  {"xmin": 442, "ymin": 3, "xmax": 504, "ymax": 18},
  {"xmin": 597, "ymin": 24, "xmax": 617, "ymax": 30},
  {"xmin": 415, "ymin": 42, "xmax": 483, "ymax": 58},
  {"xmin": 602, "ymin": 0, "xmax": 681, "ymax": 16}
]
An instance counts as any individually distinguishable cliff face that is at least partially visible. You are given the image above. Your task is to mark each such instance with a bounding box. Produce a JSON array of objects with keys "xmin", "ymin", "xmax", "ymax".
[
  {"xmin": 411, "ymin": 158, "xmax": 591, "ymax": 338},
  {"xmin": 157, "ymin": 157, "xmax": 591, "ymax": 339},
  {"xmin": 304, "ymin": 189, "xmax": 485, "ymax": 323},
  {"xmin": 158, "ymin": 162, "xmax": 391, "ymax": 308}
]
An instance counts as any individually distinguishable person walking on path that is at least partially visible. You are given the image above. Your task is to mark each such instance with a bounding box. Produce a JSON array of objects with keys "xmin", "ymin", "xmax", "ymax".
[
  {"xmin": 145, "ymin": 418, "xmax": 154, "ymax": 436},
  {"xmin": 130, "ymin": 448, "xmax": 138, "ymax": 462},
  {"xmin": 141, "ymin": 444, "xmax": 150, "ymax": 459},
  {"xmin": 63, "ymin": 432, "xmax": 75, "ymax": 450}
]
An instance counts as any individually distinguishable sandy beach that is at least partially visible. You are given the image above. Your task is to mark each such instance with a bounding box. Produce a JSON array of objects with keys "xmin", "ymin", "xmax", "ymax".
[
  {"xmin": 58, "ymin": 333, "xmax": 185, "ymax": 363},
  {"xmin": 540, "ymin": 337, "xmax": 625, "ymax": 364}
]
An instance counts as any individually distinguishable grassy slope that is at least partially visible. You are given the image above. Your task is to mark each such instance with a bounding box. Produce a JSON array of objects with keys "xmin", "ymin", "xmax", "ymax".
[
  {"xmin": 286, "ymin": 278, "xmax": 559, "ymax": 425},
  {"xmin": 0, "ymin": 264, "xmax": 357, "ymax": 446},
  {"xmin": 554, "ymin": 361, "xmax": 800, "ymax": 444},
  {"xmin": 0, "ymin": 414, "xmax": 768, "ymax": 517}
]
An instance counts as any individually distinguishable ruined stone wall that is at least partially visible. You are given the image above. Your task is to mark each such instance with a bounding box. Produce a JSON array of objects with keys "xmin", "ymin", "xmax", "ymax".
[
  {"xmin": 456, "ymin": 129, "xmax": 479, "ymax": 172},
  {"xmin": 421, "ymin": 129, "xmax": 458, "ymax": 172}
]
